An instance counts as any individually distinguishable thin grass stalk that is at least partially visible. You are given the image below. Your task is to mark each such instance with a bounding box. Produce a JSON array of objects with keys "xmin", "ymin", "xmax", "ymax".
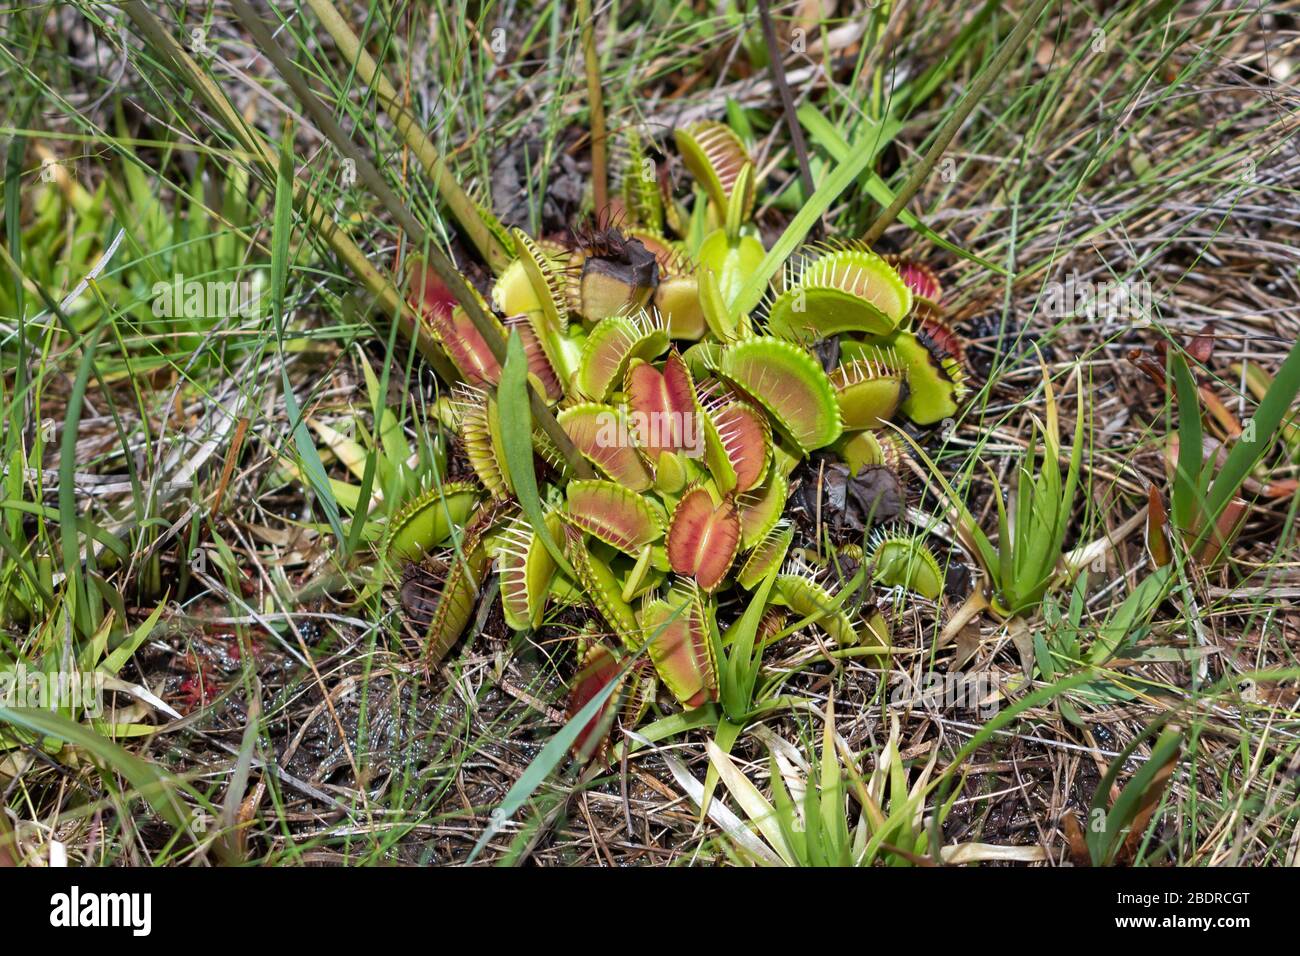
[
  {"xmin": 302, "ymin": 0, "xmax": 511, "ymax": 273},
  {"xmin": 755, "ymin": 0, "xmax": 816, "ymax": 202},
  {"xmin": 862, "ymin": 0, "xmax": 1056, "ymax": 244},
  {"xmin": 116, "ymin": 1, "xmax": 455, "ymax": 381},
  {"xmin": 230, "ymin": 0, "xmax": 589, "ymax": 476},
  {"xmin": 577, "ymin": 0, "xmax": 608, "ymax": 214}
]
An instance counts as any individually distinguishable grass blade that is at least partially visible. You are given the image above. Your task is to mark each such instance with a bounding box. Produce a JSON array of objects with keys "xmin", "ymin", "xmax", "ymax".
[
  {"xmin": 269, "ymin": 126, "xmax": 347, "ymax": 547},
  {"xmin": 0, "ymin": 707, "xmax": 195, "ymax": 838},
  {"xmin": 497, "ymin": 329, "xmax": 576, "ymax": 580},
  {"xmin": 1206, "ymin": 337, "xmax": 1300, "ymax": 524},
  {"xmin": 731, "ymin": 121, "xmax": 900, "ymax": 316}
]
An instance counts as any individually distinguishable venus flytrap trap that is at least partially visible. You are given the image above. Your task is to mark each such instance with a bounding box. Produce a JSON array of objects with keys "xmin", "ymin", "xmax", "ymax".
[{"xmin": 868, "ymin": 529, "xmax": 944, "ymax": 600}]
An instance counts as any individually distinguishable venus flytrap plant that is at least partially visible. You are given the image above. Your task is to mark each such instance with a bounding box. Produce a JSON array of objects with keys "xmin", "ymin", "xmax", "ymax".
[
  {"xmin": 18, "ymin": 0, "xmax": 1286, "ymax": 871},
  {"xmin": 233, "ymin": 99, "xmax": 975, "ymax": 805},
  {"xmin": 109, "ymin": 0, "xmax": 973, "ymax": 676},
  {"xmin": 150, "ymin": 10, "xmax": 1083, "ymax": 857}
]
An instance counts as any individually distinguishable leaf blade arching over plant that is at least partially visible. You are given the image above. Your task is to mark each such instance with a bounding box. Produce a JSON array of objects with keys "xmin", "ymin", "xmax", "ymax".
[
  {"xmin": 772, "ymin": 573, "xmax": 867, "ymax": 648},
  {"xmin": 503, "ymin": 314, "xmax": 564, "ymax": 402},
  {"xmin": 497, "ymin": 330, "xmax": 575, "ymax": 580},
  {"xmin": 408, "ymin": 262, "xmax": 504, "ymax": 386}
]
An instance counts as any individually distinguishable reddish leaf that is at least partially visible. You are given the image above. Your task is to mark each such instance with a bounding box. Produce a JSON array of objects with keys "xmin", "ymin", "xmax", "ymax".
[
  {"xmin": 408, "ymin": 262, "xmax": 501, "ymax": 386},
  {"xmin": 625, "ymin": 351, "xmax": 697, "ymax": 459},
  {"xmin": 1061, "ymin": 812, "xmax": 1092, "ymax": 867},
  {"xmin": 1186, "ymin": 324, "xmax": 1216, "ymax": 365},
  {"xmin": 1145, "ymin": 485, "xmax": 1171, "ymax": 568},
  {"xmin": 568, "ymin": 644, "xmax": 622, "ymax": 759},
  {"xmin": 711, "ymin": 401, "xmax": 769, "ymax": 492},
  {"xmin": 1126, "ymin": 348, "xmax": 1167, "ymax": 389},
  {"xmin": 1265, "ymin": 478, "xmax": 1298, "ymax": 498},
  {"xmin": 1198, "ymin": 497, "xmax": 1247, "ymax": 565},
  {"xmin": 666, "ymin": 488, "xmax": 740, "ymax": 591},
  {"xmin": 1115, "ymin": 743, "xmax": 1181, "ymax": 865}
]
